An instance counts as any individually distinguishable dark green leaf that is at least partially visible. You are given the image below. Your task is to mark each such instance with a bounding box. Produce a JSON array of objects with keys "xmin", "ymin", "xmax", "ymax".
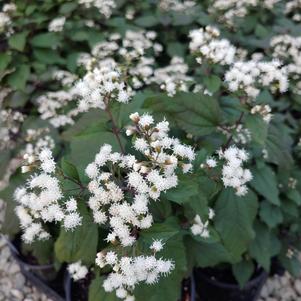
[
  {"xmin": 259, "ymin": 202, "xmax": 283, "ymax": 228},
  {"xmin": 214, "ymin": 189, "xmax": 258, "ymax": 262},
  {"xmin": 0, "ymin": 53, "xmax": 12, "ymax": 70},
  {"xmin": 232, "ymin": 260, "xmax": 254, "ymax": 288},
  {"xmin": 61, "ymin": 158, "xmax": 80, "ymax": 182},
  {"xmin": 55, "ymin": 203, "xmax": 98, "ymax": 264},
  {"xmin": 31, "ymin": 33, "xmax": 61, "ymax": 48},
  {"xmin": 203, "ymin": 75, "xmax": 221, "ymax": 93},
  {"xmin": 249, "ymin": 222, "xmax": 281, "ymax": 271},
  {"xmin": 250, "ymin": 165, "xmax": 280, "ymax": 205},
  {"xmin": 7, "ymin": 64, "xmax": 30, "ymax": 90},
  {"xmin": 144, "ymin": 92, "xmax": 221, "ymax": 136},
  {"xmin": 8, "ymin": 31, "xmax": 29, "ymax": 51}
]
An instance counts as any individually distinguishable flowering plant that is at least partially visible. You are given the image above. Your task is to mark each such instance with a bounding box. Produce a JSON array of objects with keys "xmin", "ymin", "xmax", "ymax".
[{"xmin": 1, "ymin": 0, "xmax": 301, "ymax": 300}]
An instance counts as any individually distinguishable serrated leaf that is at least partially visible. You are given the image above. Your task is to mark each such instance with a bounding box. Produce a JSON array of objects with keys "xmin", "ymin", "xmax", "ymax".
[
  {"xmin": 259, "ymin": 202, "xmax": 283, "ymax": 228},
  {"xmin": 232, "ymin": 260, "xmax": 255, "ymax": 288},
  {"xmin": 134, "ymin": 15, "xmax": 159, "ymax": 27},
  {"xmin": 249, "ymin": 222, "xmax": 281, "ymax": 271},
  {"xmin": 54, "ymin": 203, "xmax": 98, "ymax": 265},
  {"xmin": 61, "ymin": 158, "xmax": 80, "ymax": 182},
  {"xmin": 31, "ymin": 32, "xmax": 61, "ymax": 48},
  {"xmin": 266, "ymin": 122, "xmax": 293, "ymax": 169},
  {"xmin": 214, "ymin": 189, "xmax": 258, "ymax": 262},
  {"xmin": 245, "ymin": 115, "xmax": 268, "ymax": 145},
  {"xmin": 33, "ymin": 49, "xmax": 65, "ymax": 64},
  {"xmin": 164, "ymin": 174, "xmax": 199, "ymax": 204},
  {"xmin": 0, "ymin": 53, "xmax": 12, "ymax": 70},
  {"xmin": 250, "ymin": 165, "xmax": 280, "ymax": 205},
  {"xmin": 144, "ymin": 92, "xmax": 221, "ymax": 136},
  {"xmin": 7, "ymin": 64, "xmax": 30, "ymax": 90},
  {"xmin": 8, "ymin": 31, "xmax": 29, "ymax": 51},
  {"xmin": 203, "ymin": 75, "xmax": 221, "ymax": 93}
]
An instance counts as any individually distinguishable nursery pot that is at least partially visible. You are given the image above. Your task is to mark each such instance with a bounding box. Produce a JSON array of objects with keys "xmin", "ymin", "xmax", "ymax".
[
  {"xmin": 194, "ymin": 267, "xmax": 268, "ymax": 301},
  {"xmin": 6, "ymin": 237, "xmax": 57, "ymax": 281},
  {"xmin": 64, "ymin": 273, "xmax": 196, "ymax": 301},
  {"xmin": 6, "ymin": 237, "xmax": 66, "ymax": 301}
]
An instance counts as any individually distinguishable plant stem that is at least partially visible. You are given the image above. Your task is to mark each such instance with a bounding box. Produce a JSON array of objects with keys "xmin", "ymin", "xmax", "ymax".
[
  {"xmin": 105, "ymin": 103, "xmax": 125, "ymax": 154},
  {"xmin": 222, "ymin": 112, "xmax": 244, "ymax": 150}
]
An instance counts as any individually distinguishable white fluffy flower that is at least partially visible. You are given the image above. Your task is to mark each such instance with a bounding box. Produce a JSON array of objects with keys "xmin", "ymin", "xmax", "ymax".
[
  {"xmin": 189, "ymin": 26, "xmax": 236, "ymax": 66},
  {"xmin": 48, "ymin": 17, "xmax": 66, "ymax": 32},
  {"xmin": 68, "ymin": 261, "xmax": 88, "ymax": 281}
]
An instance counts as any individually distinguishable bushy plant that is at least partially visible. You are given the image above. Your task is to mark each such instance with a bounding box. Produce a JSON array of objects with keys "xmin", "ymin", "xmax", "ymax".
[{"xmin": 1, "ymin": 0, "xmax": 301, "ymax": 300}]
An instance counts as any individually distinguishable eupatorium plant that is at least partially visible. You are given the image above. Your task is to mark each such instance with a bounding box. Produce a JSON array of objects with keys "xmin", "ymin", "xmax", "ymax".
[{"xmin": 1, "ymin": 1, "xmax": 301, "ymax": 300}]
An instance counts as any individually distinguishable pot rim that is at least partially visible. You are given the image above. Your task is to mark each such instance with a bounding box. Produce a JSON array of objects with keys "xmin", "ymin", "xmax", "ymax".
[
  {"xmin": 194, "ymin": 267, "xmax": 268, "ymax": 290},
  {"xmin": 5, "ymin": 237, "xmax": 54, "ymax": 270}
]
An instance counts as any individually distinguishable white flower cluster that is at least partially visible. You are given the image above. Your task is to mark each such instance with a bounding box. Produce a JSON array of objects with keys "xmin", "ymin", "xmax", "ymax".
[
  {"xmin": 189, "ymin": 26, "xmax": 236, "ymax": 66},
  {"xmin": 191, "ymin": 209, "xmax": 214, "ymax": 238},
  {"xmin": 203, "ymin": 147, "xmax": 252, "ymax": 196},
  {"xmin": 74, "ymin": 64, "xmax": 133, "ymax": 112},
  {"xmin": 78, "ymin": 0, "xmax": 116, "ymax": 18},
  {"xmin": 208, "ymin": 0, "xmax": 279, "ymax": 26},
  {"xmin": 225, "ymin": 60, "xmax": 288, "ymax": 100},
  {"xmin": 85, "ymin": 113, "xmax": 195, "ymax": 246},
  {"xmin": 0, "ymin": 109, "xmax": 25, "ymax": 150},
  {"xmin": 52, "ymin": 70, "xmax": 78, "ymax": 87},
  {"xmin": 21, "ymin": 128, "xmax": 55, "ymax": 162},
  {"xmin": 36, "ymin": 90, "xmax": 79, "ymax": 128},
  {"xmin": 151, "ymin": 57, "xmax": 192, "ymax": 96},
  {"xmin": 96, "ymin": 245, "xmax": 174, "ymax": 300},
  {"xmin": 218, "ymin": 146, "xmax": 252, "ymax": 196},
  {"xmin": 159, "ymin": 0, "xmax": 196, "ymax": 12},
  {"xmin": 270, "ymin": 35, "xmax": 301, "ymax": 81},
  {"xmin": 48, "ymin": 16, "xmax": 66, "ymax": 32},
  {"xmin": 285, "ymin": 0, "xmax": 301, "ymax": 21},
  {"xmin": 68, "ymin": 261, "xmax": 89, "ymax": 281},
  {"xmin": 0, "ymin": 3, "xmax": 16, "ymax": 35},
  {"xmin": 14, "ymin": 148, "xmax": 82, "ymax": 243},
  {"xmin": 78, "ymin": 30, "xmax": 162, "ymax": 90},
  {"xmin": 250, "ymin": 104, "xmax": 272, "ymax": 123}
]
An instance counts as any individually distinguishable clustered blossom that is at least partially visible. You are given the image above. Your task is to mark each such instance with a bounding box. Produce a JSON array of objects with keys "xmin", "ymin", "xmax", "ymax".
[
  {"xmin": 79, "ymin": 0, "xmax": 116, "ymax": 18},
  {"xmin": 68, "ymin": 261, "xmax": 89, "ymax": 281},
  {"xmin": 218, "ymin": 146, "xmax": 252, "ymax": 196},
  {"xmin": 36, "ymin": 71, "xmax": 80, "ymax": 128},
  {"xmin": 0, "ymin": 109, "xmax": 25, "ymax": 150},
  {"xmin": 191, "ymin": 209, "xmax": 214, "ymax": 238},
  {"xmin": 0, "ymin": 3, "xmax": 16, "ymax": 36},
  {"xmin": 250, "ymin": 104, "xmax": 272, "ymax": 123},
  {"xmin": 159, "ymin": 0, "xmax": 196, "ymax": 12},
  {"xmin": 208, "ymin": 0, "xmax": 279, "ymax": 26},
  {"xmin": 225, "ymin": 60, "xmax": 288, "ymax": 100},
  {"xmin": 151, "ymin": 57, "xmax": 192, "ymax": 96},
  {"xmin": 52, "ymin": 70, "xmax": 78, "ymax": 87},
  {"xmin": 189, "ymin": 26, "xmax": 236, "ymax": 66},
  {"xmin": 48, "ymin": 17, "xmax": 66, "ymax": 32},
  {"xmin": 270, "ymin": 34, "xmax": 301, "ymax": 94},
  {"xmin": 75, "ymin": 64, "xmax": 133, "ymax": 112},
  {"xmin": 78, "ymin": 30, "xmax": 162, "ymax": 90},
  {"xmin": 85, "ymin": 113, "xmax": 195, "ymax": 247},
  {"xmin": 14, "ymin": 148, "xmax": 82, "ymax": 243},
  {"xmin": 95, "ymin": 245, "xmax": 174, "ymax": 300},
  {"xmin": 203, "ymin": 147, "xmax": 252, "ymax": 196},
  {"xmin": 285, "ymin": 0, "xmax": 301, "ymax": 21},
  {"xmin": 36, "ymin": 90, "xmax": 79, "ymax": 128}
]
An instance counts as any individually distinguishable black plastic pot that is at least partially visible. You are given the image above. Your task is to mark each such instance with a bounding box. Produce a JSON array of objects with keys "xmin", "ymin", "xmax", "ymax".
[
  {"xmin": 64, "ymin": 272, "xmax": 196, "ymax": 301},
  {"xmin": 194, "ymin": 267, "xmax": 268, "ymax": 301},
  {"xmin": 6, "ymin": 237, "xmax": 66, "ymax": 301}
]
